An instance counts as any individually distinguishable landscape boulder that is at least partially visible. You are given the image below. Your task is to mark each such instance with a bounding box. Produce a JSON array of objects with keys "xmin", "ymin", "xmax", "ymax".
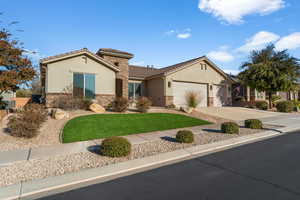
[
  {"xmin": 89, "ymin": 103, "xmax": 105, "ymax": 113},
  {"xmin": 52, "ymin": 109, "xmax": 69, "ymax": 120},
  {"xmin": 181, "ymin": 107, "xmax": 194, "ymax": 114}
]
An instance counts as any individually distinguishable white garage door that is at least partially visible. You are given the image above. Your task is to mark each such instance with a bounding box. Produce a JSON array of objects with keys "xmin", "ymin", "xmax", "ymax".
[
  {"xmin": 213, "ymin": 85, "xmax": 226, "ymax": 107},
  {"xmin": 173, "ymin": 81, "xmax": 208, "ymax": 108}
]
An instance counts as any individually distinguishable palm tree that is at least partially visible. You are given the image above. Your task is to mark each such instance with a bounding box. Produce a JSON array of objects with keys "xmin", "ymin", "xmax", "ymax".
[{"xmin": 238, "ymin": 44, "xmax": 300, "ymax": 109}]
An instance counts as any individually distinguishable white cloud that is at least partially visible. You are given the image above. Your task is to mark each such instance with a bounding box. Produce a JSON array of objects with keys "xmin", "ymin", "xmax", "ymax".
[
  {"xmin": 177, "ymin": 33, "xmax": 191, "ymax": 39},
  {"xmin": 275, "ymin": 32, "xmax": 300, "ymax": 50},
  {"xmin": 130, "ymin": 61, "xmax": 145, "ymax": 66},
  {"xmin": 165, "ymin": 28, "xmax": 192, "ymax": 39},
  {"xmin": 199, "ymin": 0, "xmax": 285, "ymax": 24},
  {"xmin": 165, "ymin": 30, "xmax": 175, "ymax": 35},
  {"xmin": 237, "ymin": 31, "xmax": 280, "ymax": 52},
  {"xmin": 223, "ymin": 69, "xmax": 240, "ymax": 75},
  {"xmin": 207, "ymin": 50, "xmax": 234, "ymax": 62}
]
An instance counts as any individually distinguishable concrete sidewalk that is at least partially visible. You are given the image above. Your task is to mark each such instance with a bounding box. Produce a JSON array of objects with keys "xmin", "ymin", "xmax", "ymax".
[
  {"xmin": 1, "ymin": 113, "xmax": 299, "ymax": 167},
  {"xmin": 0, "ymin": 124, "xmax": 214, "ymax": 167}
]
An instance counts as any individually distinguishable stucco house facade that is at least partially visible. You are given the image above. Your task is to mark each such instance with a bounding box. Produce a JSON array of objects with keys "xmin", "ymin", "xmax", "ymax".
[{"xmin": 40, "ymin": 48, "xmax": 233, "ymax": 108}]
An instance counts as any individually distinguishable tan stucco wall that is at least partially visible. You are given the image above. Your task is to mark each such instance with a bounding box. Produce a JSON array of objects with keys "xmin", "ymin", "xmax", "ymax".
[
  {"xmin": 165, "ymin": 61, "xmax": 230, "ymax": 97},
  {"xmin": 45, "ymin": 55, "xmax": 116, "ymax": 95},
  {"xmin": 146, "ymin": 77, "xmax": 165, "ymax": 106}
]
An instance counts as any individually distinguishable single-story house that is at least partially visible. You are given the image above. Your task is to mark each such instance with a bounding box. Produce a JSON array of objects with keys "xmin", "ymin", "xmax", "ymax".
[{"xmin": 40, "ymin": 48, "xmax": 234, "ymax": 108}]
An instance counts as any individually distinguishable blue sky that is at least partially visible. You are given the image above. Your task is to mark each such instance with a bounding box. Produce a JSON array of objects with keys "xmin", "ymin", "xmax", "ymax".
[{"xmin": 2, "ymin": 0, "xmax": 300, "ymax": 74}]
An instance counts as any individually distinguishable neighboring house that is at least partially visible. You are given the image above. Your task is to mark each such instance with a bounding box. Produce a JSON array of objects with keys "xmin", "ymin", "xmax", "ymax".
[
  {"xmin": 0, "ymin": 91, "xmax": 16, "ymax": 109},
  {"xmin": 40, "ymin": 48, "xmax": 233, "ymax": 108},
  {"xmin": 0, "ymin": 91, "xmax": 16, "ymax": 101},
  {"xmin": 231, "ymin": 75, "xmax": 299, "ymax": 105}
]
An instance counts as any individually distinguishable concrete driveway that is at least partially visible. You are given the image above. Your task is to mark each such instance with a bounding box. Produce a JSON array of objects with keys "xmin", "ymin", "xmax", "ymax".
[{"xmin": 197, "ymin": 107, "xmax": 284, "ymax": 121}]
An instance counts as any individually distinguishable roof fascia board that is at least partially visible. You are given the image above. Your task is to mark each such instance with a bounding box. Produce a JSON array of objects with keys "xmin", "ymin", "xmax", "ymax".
[{"xmin": 40, "ymin": 51, "xmax": 120, "ymax": 72}]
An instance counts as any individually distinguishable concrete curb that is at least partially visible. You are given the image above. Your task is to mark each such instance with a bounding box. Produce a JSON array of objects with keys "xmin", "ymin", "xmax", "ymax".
[{"xmin": 2, "ymin": 125, "xmax": 299, "ymax": 200}]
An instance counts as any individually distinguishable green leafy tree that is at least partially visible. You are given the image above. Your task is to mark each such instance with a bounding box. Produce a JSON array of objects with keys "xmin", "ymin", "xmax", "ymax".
[
  {"xmin": 238, "ymin": 45, "xmax": 300, "ymax": 108},
  {"xmin": 0, "ymin": 27, "xmax": 35, "ymax": 97}
]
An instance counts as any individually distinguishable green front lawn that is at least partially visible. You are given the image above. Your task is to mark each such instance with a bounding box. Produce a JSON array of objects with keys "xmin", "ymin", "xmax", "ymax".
[{"xmin": 62, "ymin": 113, "xmax": 211, "ymax": 143}]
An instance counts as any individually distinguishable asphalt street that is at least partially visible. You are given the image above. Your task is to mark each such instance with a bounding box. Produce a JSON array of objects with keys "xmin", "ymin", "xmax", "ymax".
[{"xmin": 40, "ymin": 130, "xmax": 300, "ymax": 200}]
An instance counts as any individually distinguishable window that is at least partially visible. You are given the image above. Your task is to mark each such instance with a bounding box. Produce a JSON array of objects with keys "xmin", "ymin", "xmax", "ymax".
[
  {"xmin": 73, "ymin": 73, "xmax": 95, "ymax": 99},
  {"xmin": 128, "ymin": 82, "xmax": 142, "ymax": 99},
  {"xmin": 256, "ymin": 91, "xmax": 265, "ymax": 99}
]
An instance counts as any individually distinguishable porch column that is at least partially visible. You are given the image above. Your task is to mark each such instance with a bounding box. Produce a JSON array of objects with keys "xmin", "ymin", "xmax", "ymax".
[{"xmin": 208, "ymin": 84, "xmax": 214, "ymax": 107}]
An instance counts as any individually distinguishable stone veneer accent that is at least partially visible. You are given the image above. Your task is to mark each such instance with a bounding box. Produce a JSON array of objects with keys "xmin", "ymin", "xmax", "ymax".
[
  {"xmin": 95, "ymin": 94, "xmax": 115, "ymax": 107},
  {"xmin": 45, "ymin": 93, "xmax": 115, "ymax": 108},
  {"xmin": 163, "ymin": 96, "xmax": 174, "ymax": 106},
  {"xmin": 208, "ymin": 97, "xmax": 214, "ymax": 107},
  {"xmin": 99, "ymin": 55, "xmax": 129, "ymax": 98},
  {"xmin": 45, "ymin": 93, "xmax": 67, "ymax": 108}
]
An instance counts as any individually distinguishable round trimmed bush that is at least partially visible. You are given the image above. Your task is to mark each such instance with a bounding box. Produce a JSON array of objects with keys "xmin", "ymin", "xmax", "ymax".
[
  {"xmin": 255, "ymin": 101, "xmax": 268, "ymax": 110},
  {"xmin": 176, "ymin": 130, "xmax": 194, "ymax": 143},
  {"xmin": 221, "ymin": 122, "xmax": 239, "ymax": 134},
  {"xmin": 276, "ymin": 101, "xmax": 294, "ymax": 113},
  {"xmin": 101, "ymin": 137, "xmax": 131, "ymax": 157},
  {"xmin": 245, "ymin": 119, "xmax": 263, "ymax": 129}
]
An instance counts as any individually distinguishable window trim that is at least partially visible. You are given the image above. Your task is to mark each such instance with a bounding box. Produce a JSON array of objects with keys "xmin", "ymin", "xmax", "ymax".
[
  {"xmin": 73, "ymin": 72, "xmax": 96, "ymax": 99},
  {"xmin": 128, "ymin": 82, "xmax": 142, "ymax": 99}
]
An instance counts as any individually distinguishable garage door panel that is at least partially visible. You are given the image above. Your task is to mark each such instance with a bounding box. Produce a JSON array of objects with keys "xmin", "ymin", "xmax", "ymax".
[
  {"xmin": 173, "ymin": 81, "xmax": 207, "ymax": 108},
  {"xmin": 213, "ymin": 85, "xmax": 226, "ymax": 107}
]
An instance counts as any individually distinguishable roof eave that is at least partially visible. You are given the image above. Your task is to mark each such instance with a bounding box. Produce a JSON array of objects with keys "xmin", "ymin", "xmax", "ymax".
[{"xmin": 40, "ymin": 50, "xmax": 120, "ymax": 72}]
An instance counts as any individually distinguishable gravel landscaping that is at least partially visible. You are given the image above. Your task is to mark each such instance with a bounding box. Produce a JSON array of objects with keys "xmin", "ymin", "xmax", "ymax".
[{"xmin": 0, "ymin": 124, "xmax": 278, "ymax": 187}]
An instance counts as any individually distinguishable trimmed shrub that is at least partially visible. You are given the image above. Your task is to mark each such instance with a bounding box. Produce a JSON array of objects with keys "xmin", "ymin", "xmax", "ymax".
[
  {"xmin": 7, "ymin": 104, "xmax": 48, "ymax": 138},
  {"xmin": 271, "ymin": 95, "xmax": 281, "ymax": 106},
  {"xmin": 292, "ymin": 100, "xmax": 300, "ymax": 111},
  {"xmin": 136, "ymin": 97, "xmax": 152, "ymax": 113},
  {"xmin": 255, "ymin": 101, "xmax": 268, "ymax": 110},
  {"xmin": 113, "ymin": 97, "xmax": 129, "ymax": 112},
  {"xmin": 176, "ymin": 130, "xmax": 194, "ymax": 143},
  {"xmin": 101, "ymin": 137, "xmax": 131, "ymax": 157},
  {"xmin": 185, "ymin": 91, "xmax": 200, "ymax": 108},
  {"xmin": 221, "ymin": 122, "xmax": 239, "ymax": 134},
  {"xmin": 276, "ymin": 101, "xmax": 294, "ymax": 113},
  {"xmin": 245, "ymin": 119, "xmax": 263, "ymax": 129},
  {"xmin": 166, "ymin": 104, "xmax": 176, "ymax": 109}
]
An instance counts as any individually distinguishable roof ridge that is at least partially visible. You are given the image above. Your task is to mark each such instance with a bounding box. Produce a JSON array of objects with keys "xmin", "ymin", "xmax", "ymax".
[
  {"xmin": 160, "ymin": 56, "xmax": 205, "ymax": 70},
  {"xmin": 40, "ymin": 48, "xmax": 89, "ymax": 62}
]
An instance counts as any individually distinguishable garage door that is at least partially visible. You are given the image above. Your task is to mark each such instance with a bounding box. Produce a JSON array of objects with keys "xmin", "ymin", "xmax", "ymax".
[
  {"xmin": 173, "ymin": 81, "xmax": 208, "ymax": 108},
  {"xmin": 213, "ymin": 84, "xmax": 226, "ymax": 107}
]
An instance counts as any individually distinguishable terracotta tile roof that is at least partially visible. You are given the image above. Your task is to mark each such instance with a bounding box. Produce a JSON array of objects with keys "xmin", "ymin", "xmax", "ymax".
[
  {"xmin": 39, "ymin": 48, "xmax": 120, "ymax": 72},
  {"xmin": 40, "ymin": 48, "xmax": 89, "ymax": 63},
  {"xmin": 97, "ymin": 48, "xmax": 134, "ymax": 57},
  {"xmin": 154, "ymin": 56, "xmax": 205, "ymax": 75},
  {"xmin": 129, "ymin": 65, "xmax": 162, "ymax": 79},
  {"xmin": 129, "ymin": 56, "xmax": 205, "ymax": 79}
]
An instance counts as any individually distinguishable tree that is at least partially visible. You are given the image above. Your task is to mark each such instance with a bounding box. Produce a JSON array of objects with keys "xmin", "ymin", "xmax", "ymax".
[
  {"xmin": 0, "ymin": 28, "xmax": 35, "ymax": 97},
  {"xmin": 238, "ymin": 44, "xmax": 300, "ymax": 108}
]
